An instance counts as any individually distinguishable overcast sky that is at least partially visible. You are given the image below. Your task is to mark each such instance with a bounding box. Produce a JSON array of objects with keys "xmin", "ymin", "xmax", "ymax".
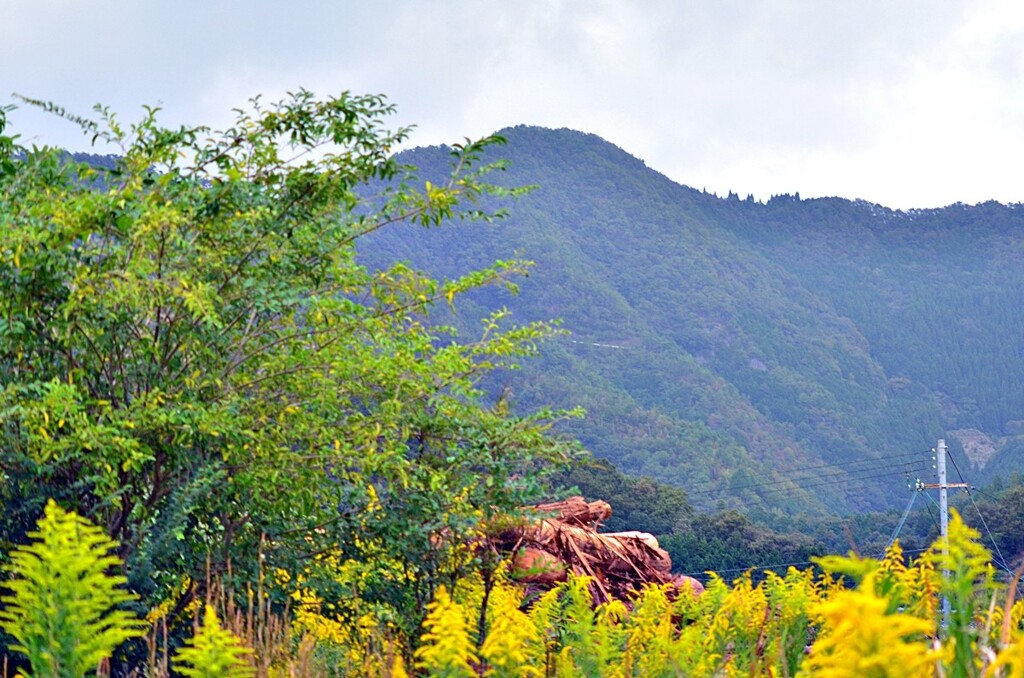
[{"xmin": 5, "ymin": 1, "xmax": 1024, "ymax": 209}]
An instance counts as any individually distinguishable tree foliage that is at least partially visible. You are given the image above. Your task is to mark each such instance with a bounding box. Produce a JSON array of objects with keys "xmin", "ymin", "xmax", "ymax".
[{"xmin": 0, "ymin": 92, "xmax": 581, "ymax": 639}]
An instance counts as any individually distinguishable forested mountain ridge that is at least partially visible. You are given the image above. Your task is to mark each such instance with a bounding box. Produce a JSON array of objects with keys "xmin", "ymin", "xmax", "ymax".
[{"xmin": 360, "ymin": 126, "xmax": 1024, "ymax": 515}]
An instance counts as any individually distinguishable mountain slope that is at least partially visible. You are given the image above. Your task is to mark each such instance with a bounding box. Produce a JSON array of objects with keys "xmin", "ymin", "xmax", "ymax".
[{"xmin": 361, "ymin": 126, "xmax": 1024, "ymax": 514}]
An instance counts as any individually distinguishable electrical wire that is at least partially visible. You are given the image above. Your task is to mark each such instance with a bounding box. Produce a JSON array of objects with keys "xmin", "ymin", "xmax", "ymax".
[
  {"xmin": 753, "ymin": 450, "xmax": 928, "ymax": 476},
  {"xmin": 687, "ymin": 450, "xmax": 929, "ymax": 495},
  {"xmin": 679, "ymin": 547, "xmax": 933, "ymax": 580},
  {"xmin": 686, "ymin": 451, "xmax": 929, "ymax": 496},
  {"xmin": 687, "ymin": 453, "xmax": 930, "ymax": 498},
  {"xmin": 680, "ymin": 446, "xmax": 1021, "ymax": 584},
  {"xmin": 882, "ymin": 491, "xmax": 919, "ymax": 557},
  {"xmin": 923, "ymin": 488, "xmax": 943, "ymax": 512},
  {"xmin": 971, "ymin": 487, "xmax": 1005, "ymax": 503},
  {"xmin": 946, "ymin": 450, "xmax": 1017, "ymax": 576},
  {"xmin": 923, "ymin": 492, "xmax": 941, "ymax": 532},
  {"xmin": 736, "ymin": 464, "xmax": 929, "ymax": 499}
]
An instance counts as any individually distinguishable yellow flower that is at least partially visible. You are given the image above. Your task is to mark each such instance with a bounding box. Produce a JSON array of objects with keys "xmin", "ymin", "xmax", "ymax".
[
  {"xmin": 986, "ymin": 636, "xmax": 1024, "ymax": 677},
  {"xmin": 803, "ymin": 582, "xmax": 937, "ymax": 678},
  {"xmin": 480, "ymin": 582, "xmax": 543, "ymax": 677},
  {"xmin": 415, "ymin": 586, "xmax": 477, "ymax": 677}
]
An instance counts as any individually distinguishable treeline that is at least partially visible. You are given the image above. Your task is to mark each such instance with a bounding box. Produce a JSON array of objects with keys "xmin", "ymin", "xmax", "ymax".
[
  {"xmin": 559, "ymin": 457, "xmax": 1024, "ymax": 583},
  {"xmin": 363, "ymin": 125, "xmax": 1024, "ymax": 517},
  {"xmin": 554, "ymin": 459, "xmax": 821, "ymax": 582}
]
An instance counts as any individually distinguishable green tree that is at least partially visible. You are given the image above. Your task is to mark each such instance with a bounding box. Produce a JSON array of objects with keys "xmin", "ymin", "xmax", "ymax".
[{"xmin": 0, "ymin": 92, "xmax": 581, "ymax": 641}]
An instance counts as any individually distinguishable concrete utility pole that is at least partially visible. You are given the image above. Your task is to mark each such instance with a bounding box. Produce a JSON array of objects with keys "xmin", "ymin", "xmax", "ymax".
[
  {"xmin": 911, "ymin": 439, "xmax": 970, "ymax": 631},
  {"xmin": 917, "ymin": 439, "xmax": 967, "ymax": 629},
  {"xmin": 937, "ymin": 439, "xmax": 951, "ymax": 626},
  {"xmin": 937, "ymin": 439, "xmax": 949, "ymax": 546}
]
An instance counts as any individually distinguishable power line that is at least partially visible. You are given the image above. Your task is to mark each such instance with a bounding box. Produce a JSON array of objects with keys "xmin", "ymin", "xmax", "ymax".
[
  {"xmin": 923, "ymin": 492, "xmax": 942, "ymax": 532},
  {"xmin": 971, "ymin": 486, "xmax": 1005, "ymax": 504},
  {"xmin": 754, "ymin": 450, "xmax": 928, "ymax": 477},
  {"xmin": 882, "ymin": 491, "xmax": 920, "ymax": 557},
  {"xmin": 688, "ymin": 450, "xmax": 930, "ymax": 494},
  {"xmin": 680, "ymin": 441, "xmax": 1020, "ymax": 585},
  {"xmin": 945, "ymin": 451, "xmax": 1017, "ymax": 576},
  {"xmin": 679, "ymin": 547, "xmax": 933, "ymax": 580},
  {"xmin": 687, "ymin": 453, "xmax": 930, "ymax": 498},
  {"xmin": 700, "ymin": 462, "xmax": 929, "ymax": 501},
  {"xmin": 747, "ymin": 465, "xmax": 929, "ymax": 498},
  {"xmin": 968, "ymin": 490, "xmax": 1015, "ymax": 574}
]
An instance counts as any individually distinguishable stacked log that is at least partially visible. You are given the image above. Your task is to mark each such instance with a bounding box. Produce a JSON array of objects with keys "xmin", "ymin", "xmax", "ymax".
[{"xmin": 492, "ymin": 496, "xmax": 703, "ymax": 606}]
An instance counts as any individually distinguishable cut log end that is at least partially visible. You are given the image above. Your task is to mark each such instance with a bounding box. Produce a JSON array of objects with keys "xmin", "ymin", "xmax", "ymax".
[{"xmin": 510, "ymin": 546, "xmax": 568, "ymax": 585}]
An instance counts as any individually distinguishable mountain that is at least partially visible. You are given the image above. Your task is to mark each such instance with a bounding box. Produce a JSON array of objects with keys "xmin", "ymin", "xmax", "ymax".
[{"xmin": 359, "ymin": 126, "xmax": 1024, "ymax": 516}]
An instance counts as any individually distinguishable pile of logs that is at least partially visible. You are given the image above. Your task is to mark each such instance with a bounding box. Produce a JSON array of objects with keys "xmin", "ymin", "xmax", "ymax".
[{"xmin": 489, "ymin": 496, "xmax": 703, "ymax": 605}]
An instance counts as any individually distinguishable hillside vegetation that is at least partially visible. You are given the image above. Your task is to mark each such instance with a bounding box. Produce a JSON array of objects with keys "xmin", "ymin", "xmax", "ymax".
[
  {"xmin": 363, "ymin": 126, "xmax": 1024, "ymax": 515},
  {"xmin": 6, "ymin": 92, "xmax": 1024, "ymax": 674}
]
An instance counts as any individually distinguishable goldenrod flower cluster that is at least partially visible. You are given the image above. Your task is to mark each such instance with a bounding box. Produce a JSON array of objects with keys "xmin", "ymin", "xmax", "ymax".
[{"xmin": 311, "ymin": 510, "xmax": 1024, "ymax": 676}]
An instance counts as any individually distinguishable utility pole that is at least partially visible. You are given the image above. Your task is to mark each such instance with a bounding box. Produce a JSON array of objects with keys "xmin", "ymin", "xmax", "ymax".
[
  {"xmin": 936, "ymin": 439, "xmax": 949, "ymax": 540},
  {"xmin": 937, "ymin": 439, "xmax": 951, "ymax": 626},
  {"xmin": 917, "ymin": 439, "xmax": 967, "ymax": 629}
]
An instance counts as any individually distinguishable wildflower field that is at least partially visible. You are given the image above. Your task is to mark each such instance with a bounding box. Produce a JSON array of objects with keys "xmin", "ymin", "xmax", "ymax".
[
  {"xmin": 5, "ymin": 500, "xmax": 1024, "ymax": 677},
  {"xmin": 405, "ymin": 512, "xmax": 1022, "ymax": 677}
]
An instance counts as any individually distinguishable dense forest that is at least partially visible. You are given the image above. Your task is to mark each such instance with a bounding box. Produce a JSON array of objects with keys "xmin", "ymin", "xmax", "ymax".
[{"xmin": 361, "ymin": 126, "xmax": 1024, "ymax": 517}]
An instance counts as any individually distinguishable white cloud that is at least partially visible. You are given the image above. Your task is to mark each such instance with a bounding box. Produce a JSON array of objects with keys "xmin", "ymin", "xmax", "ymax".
[{"xmin": 3, "ymin": 0, "xmax": 1022, "ymax": 208}]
